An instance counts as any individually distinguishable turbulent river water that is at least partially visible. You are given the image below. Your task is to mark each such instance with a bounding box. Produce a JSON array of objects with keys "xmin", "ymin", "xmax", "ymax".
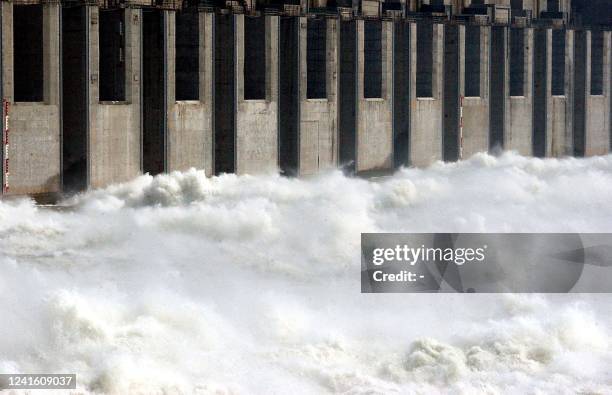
[{"xmin": 1, "ymin": 152, "xmax": 611, "ymax": 394}]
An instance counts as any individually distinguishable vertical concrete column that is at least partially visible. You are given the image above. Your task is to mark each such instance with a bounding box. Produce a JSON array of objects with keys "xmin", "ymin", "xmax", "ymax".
[
  {"xmin": 459, "ymin": 24, "xmax": 490, "ymax": 158},
  {"xmin": 507, "ymin": 28, "xmax": 533, "ymax": 156},
  {"xmin": 88, "ymin": 6, "xmax": 142, "ymax": 188},
  {"xmin": 1, "ymin": 2, "xmax": 13, "ymax": 102},
  {"xmin": 409, "ymin": 22, "xmax": 443, "ymax": 167},
  {"xmin": 355, "ymin": 19, "xmax": 393, "ymax": 173},
  {"xmin": 166, "ymin": 11, "xmax": 214, "ymax": 174},
  {"xmin": 235, "ymin": 14, "xmax": 279, "ymax": 174},
  {"xmin": 202, "ymin": 12, "xmax": 214, "ymax": 174},
  {"xmin": 1, "ymin": 1, "xmax": 61, "ymax": 196},
  {"xmin": 550, "ymin": 29, "xmax": 574, "ymax": 157},
  {"xmin": 543, "ymin": 28, "xmax": 553, "ymax": 157},
  {"xmin": 585, "ymin": 30, "xmax": 611, "ymax": 156},
  {"xmin": 43, "ymin": 2, "xmax": 61, "ymax": 107},
  {"xmin": 298, "ymin": 17, "xmax": 339, "ymax": 176}
]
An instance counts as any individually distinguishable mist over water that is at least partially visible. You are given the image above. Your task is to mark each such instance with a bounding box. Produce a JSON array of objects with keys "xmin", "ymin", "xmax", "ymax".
[{"xmin": 1, "ymin": 152, "xmax": 611, "ymax": 394}]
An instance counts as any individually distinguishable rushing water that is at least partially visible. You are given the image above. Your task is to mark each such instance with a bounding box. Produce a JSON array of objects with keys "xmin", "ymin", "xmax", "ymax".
[{"xmin": 1, "ymin": 152, "xmax": 611, "ymax": 394}]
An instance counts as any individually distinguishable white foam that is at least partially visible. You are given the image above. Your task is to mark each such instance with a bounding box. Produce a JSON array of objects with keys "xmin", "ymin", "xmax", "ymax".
[{"xmin": 0, "ymin": 152, "xmax": 611, "ymax": 394}]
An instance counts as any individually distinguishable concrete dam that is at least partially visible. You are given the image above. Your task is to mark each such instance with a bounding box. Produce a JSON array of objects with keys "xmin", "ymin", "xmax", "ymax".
[{"xmin": 0, "ymin": 0, "xmax": 610, "ymax": 197}]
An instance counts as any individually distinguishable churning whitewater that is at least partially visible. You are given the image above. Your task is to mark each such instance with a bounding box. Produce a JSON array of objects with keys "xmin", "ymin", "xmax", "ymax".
[{"xmin": 1, "ymin": 152, "xmax": 611, "ymax": 394}]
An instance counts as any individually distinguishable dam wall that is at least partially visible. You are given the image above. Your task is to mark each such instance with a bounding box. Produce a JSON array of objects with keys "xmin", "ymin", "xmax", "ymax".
[{"xmin": 0, "ymin": 0, "xmax": 610, "ymax": 197}]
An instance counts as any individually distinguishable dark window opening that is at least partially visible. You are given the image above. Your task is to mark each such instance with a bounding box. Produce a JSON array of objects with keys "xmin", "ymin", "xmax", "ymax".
[
  {"xmin": 510, "ymin": 28, "xmax": 525, "ymax": 96},
  {"xmin": 176, "ymin": 11, "xmax": 199, "ymax": 101},
  {"xmin": 279, "ymin": 17, "xmax": 299, "ymax": 176},
  {"xmin": 307, "ymin": 18, "xmax": 327, "ymax": 99},
  {"xmin": 364, "ymin": 20, "xmax": 382, "ymax": 99},
  {"xmin": 393, "ymin": 21, "xmax": 410, "ymax": 168},
  {"xmin": 244, "ymin": 17, "xmax": 266, "ymax": 100},
  {"xmin": 570, "ymin": 0, "xmax": 611, "ymax": 29},
  {"xmin": 490, "ymin": 26, "xmax": 505, "ymax": 150},
  {"xmin": 62, "ymin": 5, "xmax": 87, "ymax": 191},
  {"xmin": 142, "ymin": 10, "xmax": 166, "ymax": 175},
  {"xmin": 443, "ymin": 24, "xmax": 460, "ymax": 161},
  {"xmin": 14, "ymin": 5, "xmax": 43, "ymax": 102},
  {"xmin": 547, "ymin": 0, "xmax": 559, "ymax": 12},
  {"xmin": 590, "ymin": 31, "xmax": 603, "ymax": 95},
  {"xmin": 339, "ymin": 21, "xmax": 356, "ymax": 171},
  {"xmin": 533, "ymin": 28, "xmax": 547, "ymax": 157},
  {"xmin": 511, "ymin": 0, "xmax": 523, "ymax": 10},
  {"xmin": 99, "ymin": 9, "xmax": 126, "ymax": 101},
  {"xmin": 573, "ymin": 30, "xmax": 586, "ymax": 156},
  {"xmin": 416, "ymin": 22, "xmax": 433, "ymax": 98},
  {"xmin": 551, "ymin": 29, "xmax": 565, "ymax": 95},
  {"xmin": 465, "ymin": 25, "xmax": 481, "ymax": 97},
  {"xmin": 214, "ymin": 14, "xmax": 235, "ymax": 174}
]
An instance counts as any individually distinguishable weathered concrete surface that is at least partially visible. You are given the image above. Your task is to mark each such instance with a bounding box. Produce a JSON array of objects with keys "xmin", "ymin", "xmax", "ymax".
[
  {"xmin": 88, "ymin": 6, "xmax": 141, "ymax": 189},
  {"xmin": 355, "ymin": 20, "xmax": 393, "ymax": 172},
  {"xmin": 409, "ymin": 22, "xmax": 443, "ymax": 166},
  {"xmin": 585, "ymin": 31, "xmax": 611, "ymax": 156},
  {"xmin": 166, "ymin": 11, "xmax": 213, "ymax": 174},
  {"xmin": 1, "ymin": 2, "xmax": 61, "ymax": 196},
  {"xmin": 507, "ymin": 28, "xmax": 533, "ymax": 156},
  {"xmin": 235, "ymin": 15, "xmax": 279, "ymax": 174},
  {"xmin": 298, "ymin": 17, "xmax": 339, "ymax": 176},
  {"xmin": 459, "ymin": 25, "xmax": 490, "ymax": 158},
  {"xmin": 550, "ymin": 29, "xmax": 573, "ymax": 157}
]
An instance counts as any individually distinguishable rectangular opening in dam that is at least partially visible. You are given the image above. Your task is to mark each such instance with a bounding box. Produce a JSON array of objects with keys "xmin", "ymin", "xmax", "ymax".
[
  {"xmin": 215, "ymin": 14, "xmax": 235, "ymax": 174},
  {"xmin": 552, "ymin": 29, "xmax": 566, "ymax": 96},
  {"xmin": 244, "ymin": 16, "xmax": 266, "ymax": 100},
  {"xmin": 142, "ymin": 10, "xmax": 166, "ymax": 175},
  {"xmin": 465, "ymin": 26, "xmax": 481, "ymax": 98},
  {"xmin": 175, "ymin": 10, "xmax": 199, "ymax": 101},
  {"xmin": 364, "ymin": 21, "xmax": 382, "ymax": 99},
  {"xmin": 416, "ymin": 22, "xmax": 433, "ymax": 98},
  {"xmin": 13, "ymin": 4, "xmax": 43, "ymax": 102},
  {"xmin": 99, "ymin": 9, "xmax": 125, "ymax": 102},
  {"xmin": 307, "ymin": 18, "xmax": 327, "ymax": 99},
  {"xmin": 573, "ymin": 30, "xmax": 586, "ymax": 157},
  {"xmin": 533, "ymin": 29, "xmax": 547, "ymax": 158},
  {"xmin": 339, "ymin": 21, "xmax": 356, "ymax": 171},
  {"xmin": 443, "ymin": 25, "xmax": 459, "ymax": 162},
  {"xmin": 510, "ymin": 28, "xmax": 525, "ymax": 97},
  {"xmin": 490, "ymin": 26, "xmax": 505, "ymax": 150},
  {"xmin": 547, "ymin": 0, "xmax": 560, "ymax": 12},
  {"xmin": 62, "ymin": 5, "xmax": 87, "ymax": 192},
  {"xmin": 590, "ymin": 31, "xmax": 604, "ymax": 95},
  {"xmin": 279, "ymin": 17, "xmax": 299, "ymax": 176},
  {"xmin": 393, "ymin": 21, "xmax": 410, "ymax": 168}
]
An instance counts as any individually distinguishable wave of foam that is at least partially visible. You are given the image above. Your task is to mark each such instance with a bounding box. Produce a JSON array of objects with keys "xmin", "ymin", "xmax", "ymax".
[{"xmin": 1, "ymin": 152, "xmax": 611, "ymax": 394}]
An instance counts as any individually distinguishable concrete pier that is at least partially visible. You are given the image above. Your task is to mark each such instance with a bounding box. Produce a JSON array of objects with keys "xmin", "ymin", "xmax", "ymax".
[
  {"xmin": 356, "ymin": 19, "xmax": 393, "ymax": 173},
  {"xmin": 166, "ymin": 10, "xmax": 213, "ymax": 174},
  {"xmin": 88, "ymin": 6, "xmax": 141, "ymax": 189},
  {"xmin": 235, "ymin": 15, "xmax": 279, "ymax": 174},
  {"xmin": 459, "ymin": 24, "xmax": 490, "ymax": 158},
  {"xmin": 585, "ymin": 30, "xmax": 611, "ymax": 156},
  {"xmin": 409, "ymin": 22, "xmax": 444, "ymax": 166},
  {"xmin": 2, "ymin": 2, "xmax": 61, "ymax": 196},
  {"xmin": 507, "ymin": 28, "xmax": 534, "ymax": 156},
  {"xmin": 297, "ymin": 17, "xmax": 339, "ymax": 176}
]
